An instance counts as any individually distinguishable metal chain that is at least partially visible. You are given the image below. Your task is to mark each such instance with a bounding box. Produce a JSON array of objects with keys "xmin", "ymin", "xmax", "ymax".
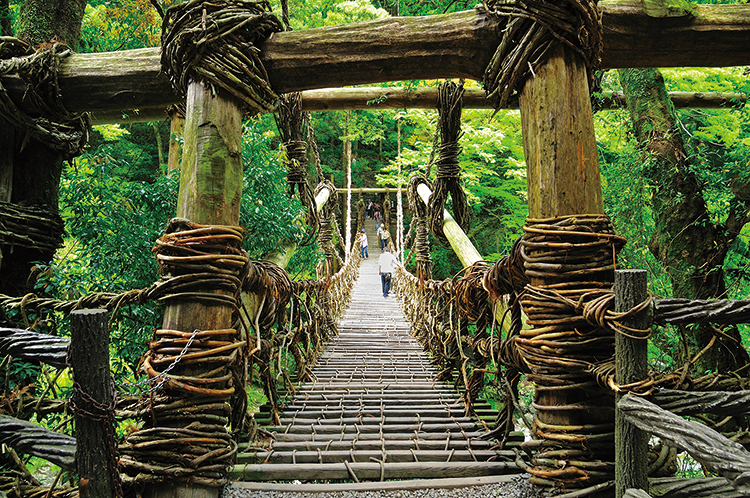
[{"xmin": 117, "ymin": 328, "xmax": 200, "ymax": 395}]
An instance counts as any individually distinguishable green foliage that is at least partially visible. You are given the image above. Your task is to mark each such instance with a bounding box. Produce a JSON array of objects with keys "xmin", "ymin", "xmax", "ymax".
[
  {"xmin": 270, "ymin": 0, "xmax": 388, "ymax": 29},
  {"xmin": 377, "ymin": 99, "xmax": 528, "ymax": 277},
  {"xmin": 371, "ymin": 0, "xmax": 476, "ymax": 16}
]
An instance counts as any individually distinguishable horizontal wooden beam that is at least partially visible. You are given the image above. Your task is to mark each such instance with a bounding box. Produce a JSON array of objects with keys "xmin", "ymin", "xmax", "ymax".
[
  {"xmin": 89, "ymin": 88, "xmax": 748, "ymax": 124},
  {"xmin": 3, "ymin": 1, "xmax": 750, "ymax": 119}
]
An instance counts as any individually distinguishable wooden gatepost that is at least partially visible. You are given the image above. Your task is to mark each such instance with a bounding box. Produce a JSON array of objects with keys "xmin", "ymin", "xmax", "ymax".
[
  {"xmin": 116, "ymin": 2, "xmax": 282, "ymax": 497},
  {"xmin": 493, "ymin": 0, "xmax": 624, "ymax": 491}
]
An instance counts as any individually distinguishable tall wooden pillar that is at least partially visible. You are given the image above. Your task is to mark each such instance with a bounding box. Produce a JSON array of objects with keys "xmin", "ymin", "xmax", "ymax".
[
  {"xmin": 149, "ymin": 82, "xmax": 243, "ymax": 498},
  {"xmin": 518, "ymin": 43, "xmax": 610, "ymax": 485},
  {"xmin": 520, "ymin": 44, "xmax": 602, "ymax": 218}
]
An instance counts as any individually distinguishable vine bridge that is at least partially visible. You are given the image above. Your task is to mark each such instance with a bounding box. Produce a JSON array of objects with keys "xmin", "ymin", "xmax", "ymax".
[
  {"xmin": 2, "ymin": 1, "xmax": 750, "ymax": 498},
  {"xmin": 227, "ymin": 221, "xmax": 523, "ymax": 490}
]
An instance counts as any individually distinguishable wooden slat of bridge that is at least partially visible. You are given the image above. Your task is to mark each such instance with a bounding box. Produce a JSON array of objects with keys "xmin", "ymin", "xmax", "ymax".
[{"xmin": 229, "ymin": 219, "xmax": 524, "ymax": 489}]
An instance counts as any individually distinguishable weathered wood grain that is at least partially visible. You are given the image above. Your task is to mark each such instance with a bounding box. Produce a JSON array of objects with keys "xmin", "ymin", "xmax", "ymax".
[
  {"xmin": 2, "ymin": 1, "xmax": 750, "ymax": 117},
  {"xmin": 615, "ymin": 270, "xmax": 649, "ymax": 498},
  {"xmin": 619, "ymin": 394, "xmax": 750, "ymax": 494}
]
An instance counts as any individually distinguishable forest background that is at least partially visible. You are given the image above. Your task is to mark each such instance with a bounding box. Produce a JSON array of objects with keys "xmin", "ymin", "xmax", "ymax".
[{"xmin": 1, "ymin": 0, "xmax": 750, "ymax": 458}]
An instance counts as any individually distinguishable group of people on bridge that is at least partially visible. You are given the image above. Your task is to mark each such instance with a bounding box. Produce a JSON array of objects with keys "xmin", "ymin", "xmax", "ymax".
[
  {"xmin": 359, "ymin": 224, "xmax": 395, "ymax": 298},
  {"xmin": 365, "ymin": 200, "xmax": 384, "ymax": 225}
]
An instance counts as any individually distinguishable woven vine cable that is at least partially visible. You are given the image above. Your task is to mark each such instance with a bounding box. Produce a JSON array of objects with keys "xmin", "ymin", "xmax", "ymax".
[
  {"xmin": 480, "ymin": 0, "xmax": 602, "ymax": 110},
  {"xmin": 356, "ymin": 192, "xmax": 366, "ymax": 233},
  {"xmin": 516, "ymin": 214, "xmax": 625, "ymax": 489},
  {"xmin": 275, "ymin": 92, "xmax": 319, "ymax": 242},
  {"xmin": 0, "ymin": 38, "xmax": 89, "ymax": 159},
  {"xmin": 161, "ymin": 0, "xmax": 283, "ymax": 115},
  {"xmin": 119, "ymin": 219, "xmax": 248, "ymax": 489},
  {"xmin": 429, "ymin": 80, "xmax": 470, "ymax": 240},
  {"xmin": 316, "ymin": 180, "xmax": 339, "ymax": 276},
  {"xmin": 408, "ymin": 176, "xmax": 433, "ymax": 282}
]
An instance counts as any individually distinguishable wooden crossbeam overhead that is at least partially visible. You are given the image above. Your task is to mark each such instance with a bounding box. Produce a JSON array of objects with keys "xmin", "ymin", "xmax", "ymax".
[
  {"xmin": 2, "ymin": 0, "xmax": 750, "ymax": 118},
  {"xmin": 89, "ymin": 88, "xmax": 747, "ymax": 124}
]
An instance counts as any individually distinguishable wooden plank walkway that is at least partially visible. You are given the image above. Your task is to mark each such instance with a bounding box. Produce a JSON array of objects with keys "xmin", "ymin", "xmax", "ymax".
[{"xmin": 229, "ymin": 219, "xmax": 523, "ymax": 489}]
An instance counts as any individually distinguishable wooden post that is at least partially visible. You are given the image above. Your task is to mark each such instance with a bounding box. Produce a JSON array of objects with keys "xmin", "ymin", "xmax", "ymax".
[
  {"xmin": 518, "ymin": 42, "xmax": 608, "ymax": 484},
  {"xmin": 70, "ymin": 309, "xmax": 118, "ymax": 498},
  {"xmin": 615, "ymin": 269, "xmax": 649, "ymax": 498},
  {"xmin": 154, "ymin": 82, "xmax": 243, "ymax": 498},
  {"xmin": 520, "ymin": 44, "xmax": 603, "ymax": 218}
]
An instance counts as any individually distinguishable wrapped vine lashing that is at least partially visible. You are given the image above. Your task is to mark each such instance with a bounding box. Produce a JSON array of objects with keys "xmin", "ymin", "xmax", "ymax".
[
  {"xmin": 119, "ymin": 219, "xmax": 249, "ymax": 489},
  {"xmin": 480, "ymin": 0, "xmax": 602, "ymax": 110},
  {"xmin": 516, "ymin": 214, "xmax": 625, "ymax": 489},
  {"xmin": 429, "ymin": 80, "xmax": 470, "ymax": 241},
  {"xmin": 407, "ymin": 176, "xmax": 433, "ymax": 282},
  {"xmin": 275, "ymin": 92, "xmax": 319, "ymax": 241},
  {"xmin": 0, "ymin": 37, "xmax": 90, "ymax": 159},
  {"xmin": 161, "ymin": 0, "xmax": 283, "ymax": 115}
]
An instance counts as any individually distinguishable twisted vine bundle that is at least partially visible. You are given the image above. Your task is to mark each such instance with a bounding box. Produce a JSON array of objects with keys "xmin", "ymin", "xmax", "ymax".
[
  {"xmin": 0, "ymin": 38, "xmax": 89, "ymax": 159},
  {"xmin": 161, "ymin": 0, "xmax": 283, "ymax": 115},
  {"xmin": 275, "ymin": 92, "xmax": 319, "ymax": 240},
  {"xmin": 408, "ymin": 176, "xmax": 433, "ymax": 282},
  {"xmin": 429, "ymin": 80, "xmax": 470, "ymax": 240},
  {"xmin": 481, "ymin": 0, "xmax": 602, "ymax": 109}
]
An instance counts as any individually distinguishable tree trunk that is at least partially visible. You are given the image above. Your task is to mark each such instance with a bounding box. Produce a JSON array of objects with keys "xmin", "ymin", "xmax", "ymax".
[
  {"xmin": 149, "ymin": 82, "xmax": 243, "ymax": 498},
  {"xmin": 0, "ymin": 0, "xmax": 86, "ymax": 300},
  {"xmin": 519, "ymin": 43, "xmax": 611, "ymax": 489},
  {"xmin": 17, "ymin": 0, "xmax": 86, "ymax": 51},
  {"xmin": 618, "ymin": 68, "xmax": 750, "ymax": 374},
  {"xmin": 151, "ymin": 121, "xmax": 166, "ymax": 172}
]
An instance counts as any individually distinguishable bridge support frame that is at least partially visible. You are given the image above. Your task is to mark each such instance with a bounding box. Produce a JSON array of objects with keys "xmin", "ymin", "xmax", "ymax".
[{"xmin": 518, "ymin": 43, "xmax": 611, "ymax": 488}]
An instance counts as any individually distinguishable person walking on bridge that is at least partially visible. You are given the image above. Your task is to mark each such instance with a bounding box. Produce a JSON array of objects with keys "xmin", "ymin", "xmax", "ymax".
[
  {"xmin": 359, "ymin": 228, "xmax": 369, "ymax": 259},
  {"xmin": 378, "ymin": 246, "xmax": 395, "ymax": 298}
]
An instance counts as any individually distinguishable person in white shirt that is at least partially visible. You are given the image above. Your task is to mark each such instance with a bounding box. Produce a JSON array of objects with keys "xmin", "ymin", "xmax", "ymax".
[
  {"xmin": 378, "ymin": 247, "xmax": 396, "ymax": 298},
  {"xmin": 376, "ymin": 223, "xmax": 385, "ymax": 249},
  {"xmin": 359, "ymin": 229, "xmax": 368, "ymax": 259}
]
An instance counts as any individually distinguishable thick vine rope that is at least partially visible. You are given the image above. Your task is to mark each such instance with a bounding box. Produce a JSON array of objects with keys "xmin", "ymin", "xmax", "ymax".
[
  {"xmin": 480, "ymin": 0, "xmax": 602, "ymax": 109},
  {"xmin": 161, "ymin": 0, "xmax": 283, "ymax": 115},
  {"xmin": 120, "ymin": 219, "xmax": 248, "ymax": 489},
  {"xmin": 0, "ymin": 37, "xmax": 89, "ymax": 159},
  {"xmin": 275, "ymin": 92, "xmax": 319, "ymax": 241},
  {"xmin": 429, "ymin": 80, "xmax": 470, "ymax": 240},
  {"xmin": 408, "ymin": 176, "xmax": 433, "ymax": 282}
]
